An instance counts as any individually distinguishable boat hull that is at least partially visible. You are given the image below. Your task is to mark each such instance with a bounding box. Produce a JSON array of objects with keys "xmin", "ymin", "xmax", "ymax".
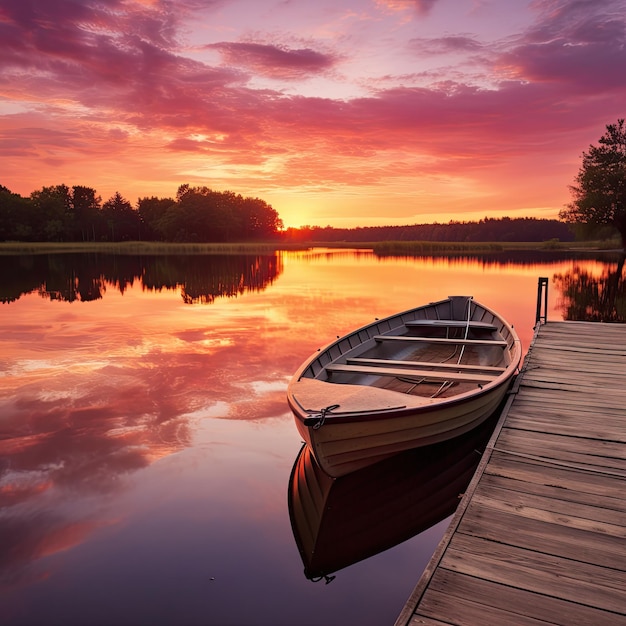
[{"xmin": 287, "ymin": 296, "xmax": 521, "ymax": 477}]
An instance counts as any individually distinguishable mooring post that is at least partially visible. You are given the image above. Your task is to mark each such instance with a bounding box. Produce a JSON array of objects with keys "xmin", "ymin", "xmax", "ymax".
[{"xmin": 535, "ymin": 277, "xmax": 548, "ymax": 325}]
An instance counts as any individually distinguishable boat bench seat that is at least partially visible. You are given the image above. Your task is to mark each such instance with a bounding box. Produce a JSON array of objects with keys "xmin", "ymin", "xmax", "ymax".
[
  {"xmin": 405, "ymin": 319, "xmax": 498, "ymax": 331},
  {"xmin": 325, "ymin": 363, "xmax": 498, "ymax": 384},
  {"xmin": 347, "ymin": 357, "xmax": 506, "ymax": 374},
  {"xmin": 373, "ymin": 335, "xmax": 508, "ymax": 347}
]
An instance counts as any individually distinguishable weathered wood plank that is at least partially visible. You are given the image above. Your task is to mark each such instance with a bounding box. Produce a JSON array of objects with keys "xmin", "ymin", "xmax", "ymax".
[
  {"xmin": 524, "ymin": 352, "xmax": 626, "ymax": 368},
  {"xmin": 477, "ymin": 471, "xmax": 626, "ymax": 513},
  {"xmin": 415, "ymin": 588, "xmax": 554, "ymax": 626},
  {"xmin": 442, "ymin": 534, "xmax": 626, "ymax": 611},
  {"xmin": 474, "ymin": 479, "xmax": 626, "ymax": 526},
  {"xmin": 509, "ymin": 391, "xmax": 626, "ymax": 411},
  {"xmin": 404, "ymin": 319, "xmax": 498, "ymax": 330},
  {"xmin": 407, "ymin": 617, "xmax": 451, "ymax": 626},
  {"xmin": 484, "ymin": 452, "xmax": 626, "ymax": 499},
  {"xmin": 373, "ymin": 334, "xmax": 508, "ymax": 347},
  {"xmin": 325, "ymin": 363, "xmax": 496, "ymax": 383},
  {"xmin": 521, "ymin": 370, "xmax": 626, "ymax": 387},
  {"xmin": 503, "ymin": 412, "xmax": 626, "ymax": 441},
  {"xmin": 346, "ymin": 357, "xmax": 506, "ymax": 373},
  {"xmin": 496, "ymin": 428, "xmax": 626, "ymax": 471},
  {"xmin": 467, "ymin": 490, "xmax": 626, "ymax": 538},
  {"xmin": 458, "ymin": 504, "xmax": 625, "ymax": 570},
  {"xmin": 421, "ymin": 569, "xmax": 625, "ymax": 626}
]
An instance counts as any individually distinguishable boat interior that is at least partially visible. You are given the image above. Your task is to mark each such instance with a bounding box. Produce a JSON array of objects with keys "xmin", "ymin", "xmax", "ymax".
[{"xmin": 307, "ymin": 298, "xmax": 515, "ymax": 400}]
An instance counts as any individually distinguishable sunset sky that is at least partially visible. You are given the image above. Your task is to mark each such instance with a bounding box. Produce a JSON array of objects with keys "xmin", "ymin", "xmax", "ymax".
[{"xmin": 1, "ymin": 0, "xmax": 625, "ymax": 228}]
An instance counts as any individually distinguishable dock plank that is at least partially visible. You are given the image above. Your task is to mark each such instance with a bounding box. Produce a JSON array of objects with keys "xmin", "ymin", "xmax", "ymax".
[
  {"xmin": 395, "ymin": 321, "xmax": 626, "ymax": 626},
  {"xmin": 494, "ymin": 428, "xmax": 626, "ymax": 471},
  {"xmin": 459, "ymin": 504, "xmax": 624, "ymax": 569},
  {"xmin": 477, "ymin": 471, "xmax": 626, "ymax": 512},
  {"xmin": 442, "ymin": 536, "xmax": 626, "ymax": 614},
  {"xmin": 422, "ymin": 570, "xmax": 624, "ymax": 626}
]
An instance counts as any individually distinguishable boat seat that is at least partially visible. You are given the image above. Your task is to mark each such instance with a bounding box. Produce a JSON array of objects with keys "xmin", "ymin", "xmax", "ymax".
[
  {"xmin": 346, "ymin": 357, "xmax": 506, "ymax": 374},
  {"xmin": 325, "ymin": 363, "xmax": 498, "ymax": 384},
  {"xmin": 405, "ymin": 319, "xmax": 498, "ymax": 331},
  {"xmin": 373, "ymin": 335, "xmax": 508, "ymax": 347}
]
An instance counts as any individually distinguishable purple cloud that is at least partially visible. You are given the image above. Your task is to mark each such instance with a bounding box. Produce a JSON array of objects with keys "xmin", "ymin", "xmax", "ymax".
[
  {"xmin": 409, "ymin": 35, "xmax": 484, "ymax": 56},
  {"xmin": 501, "ymin": 0, "xmax": 626, "ymax": 92},
  {"xmin": 209, "ymin": 41, "xmax": 338, "ymax": 80},
  {"xmin": 379, "ymin": 0, "xmax": 440, "ymax": 16},
  {"xmin": 414, "ymin": 0, "xmax": 439, "ymax": 15}
]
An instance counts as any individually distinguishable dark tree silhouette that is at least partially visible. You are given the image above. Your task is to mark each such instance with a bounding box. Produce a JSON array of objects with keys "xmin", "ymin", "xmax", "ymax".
[
  {"xmin": 102, "ymin": 192, "xmax": 141, "ymax": 241},
  {"xmin": 137, "ymin": 196, "xmax": 176, "ymax": 241},
  {"xmin": 560, "ymin": 119, "xmax": 626, "ymax": 249},
  {"xmin": 69, "ymin": 186, "xmax": 102, "ymax": 241},
  {"xmin": 30, "ymin": 185, "xmax": 72, "ymax": 241},
  {"xmin": 0, "ymin": 185, "xmax": 36, "ymax": 240}
]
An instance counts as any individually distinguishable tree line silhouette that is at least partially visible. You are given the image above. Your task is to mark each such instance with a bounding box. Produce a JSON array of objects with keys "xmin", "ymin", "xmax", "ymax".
[
  {"xmin": 1, "ymin": 182, "xmax": 583, "ymax": 244},
  {"xmin": 0, "ymin": 183, "xmax": 284, "ymax": 242},
  {"xmin": 283, "ymin": 217, "xmax": 575, "ymax": 243}
]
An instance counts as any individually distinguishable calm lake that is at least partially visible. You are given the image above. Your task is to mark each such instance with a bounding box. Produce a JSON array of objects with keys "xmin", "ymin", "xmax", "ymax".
[{"xmin": 1, "ymin": 248, "xmax": 624, "ymax": 626}]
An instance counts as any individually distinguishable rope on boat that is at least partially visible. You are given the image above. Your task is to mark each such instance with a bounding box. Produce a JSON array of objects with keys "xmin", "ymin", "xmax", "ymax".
[
  {"xmin": 303, "ymin": 404, "xmax": 341, "ymax": 429},
  {"xmin": 425, "ymin": 298, "xmax": 474, "ymax": 397},
  {"xmin": 397, "ymin": 298, "xmax": 474, "ymax": 397},
  {"xmin": 310, "ymin": 574, "xmax": 336, "ymax": 584},
  {"xmin": 456, "ymin": 296, "xmax": 473, "ymax": 364}
]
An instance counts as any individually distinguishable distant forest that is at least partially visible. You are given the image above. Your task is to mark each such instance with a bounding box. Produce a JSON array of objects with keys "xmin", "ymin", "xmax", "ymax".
[
  {"xmin": 284, "ymin": 217, "xmax": 575, "ymax": 243},
  {"xmin": 1, "ymin": 182, "xmax": 576, "ymax": 243}
]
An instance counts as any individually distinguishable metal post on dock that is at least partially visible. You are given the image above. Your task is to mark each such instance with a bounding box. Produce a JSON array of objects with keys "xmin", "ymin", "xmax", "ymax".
[{"xmin": 535, "ymin": 277, "xmax": 548, "ymax": 325}]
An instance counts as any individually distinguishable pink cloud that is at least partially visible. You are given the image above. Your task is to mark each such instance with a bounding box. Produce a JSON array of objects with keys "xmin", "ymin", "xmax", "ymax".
[
  {"xmin": 209, "ymin": 41, "xmax": 338, "ymax": 80},
  {"xmin": 409, "ymin": 35, "xmax": 484, "ymax": 56},
  {"xmin": 378, "ymin": 0, "xmax": 440, "ymax": 16}
]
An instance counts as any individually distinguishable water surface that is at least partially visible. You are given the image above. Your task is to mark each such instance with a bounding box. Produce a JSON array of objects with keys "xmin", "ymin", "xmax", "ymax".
[{"xmin": 1, "ymin": 249, "xmax": 623, "ymax": 625}]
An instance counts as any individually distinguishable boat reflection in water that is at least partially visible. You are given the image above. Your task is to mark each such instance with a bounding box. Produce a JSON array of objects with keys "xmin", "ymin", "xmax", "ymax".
[{"xmin": 288, "ymin": 411, "xmax": 499, "ymax": 582}]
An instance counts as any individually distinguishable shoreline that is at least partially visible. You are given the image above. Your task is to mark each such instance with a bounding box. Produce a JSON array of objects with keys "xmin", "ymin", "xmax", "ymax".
[{"xmin": 0, "ymin": 240, "xmax": 622, "ymax": 255}]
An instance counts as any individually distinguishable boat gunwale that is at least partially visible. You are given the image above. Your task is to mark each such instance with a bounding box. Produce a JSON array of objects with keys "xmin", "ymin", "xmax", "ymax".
[{"xmin": 287, "ymin": 297, "xmax": 522, "ymax": 426}]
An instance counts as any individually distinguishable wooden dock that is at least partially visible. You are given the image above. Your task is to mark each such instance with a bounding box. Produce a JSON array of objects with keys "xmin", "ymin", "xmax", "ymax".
[{"xmin": 395, "ymin": 321, "xmax": 626, "ymax": 626}]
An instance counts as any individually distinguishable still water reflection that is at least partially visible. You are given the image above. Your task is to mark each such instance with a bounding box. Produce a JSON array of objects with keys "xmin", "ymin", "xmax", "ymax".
[
  {"xmin": 1, "ymin": 249, "xmax": 623, "ymax": 625},
  {"xmin": 288, "ymin": 410, "xmax": 499, "ymax": 583}
]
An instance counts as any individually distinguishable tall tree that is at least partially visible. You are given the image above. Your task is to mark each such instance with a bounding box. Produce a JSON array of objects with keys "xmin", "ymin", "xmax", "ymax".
[
  {"xmin": 560, "ymin": 119, "xmax": 626, "ymax": 248},
  {"xmin": 30, "ymin": 184, "xmax": 72, "ymax": 241},
  {"xmin": 137, "ymin": 196, "xmax": 176, "ymax": 240},
  {"xmin": 102, "ymin": 192, "xmax": 140, "ymax": 241},
  {"xmin": 69, "ymin": 186, "xmax": 102, "ymax": 241},
  {"xmin": 0, "ymin": 185, "xmax": 35, "ymax": 240}
]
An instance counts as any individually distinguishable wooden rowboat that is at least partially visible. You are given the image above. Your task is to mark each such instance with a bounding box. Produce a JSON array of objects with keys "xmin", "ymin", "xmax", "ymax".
[
  {"xmin": 287, "ymin": 295, "xmax": 521, "ymax": 477},
  {"xmin": 288, "ymin": 411, "xmax": 497, "ymax": 581}
]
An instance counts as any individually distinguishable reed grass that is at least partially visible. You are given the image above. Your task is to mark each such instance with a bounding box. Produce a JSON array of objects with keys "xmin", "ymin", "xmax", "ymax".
[
  {"xmin": 0, "ymin": 241, "xmax": 306, "ymax": 255},
  {"xmin": 0, "ymin": 238, "xmax": 620, "ymax": 255},
  {"xmin": 371, "ymin": 238, "xmax": 623, "ymax": 255}
]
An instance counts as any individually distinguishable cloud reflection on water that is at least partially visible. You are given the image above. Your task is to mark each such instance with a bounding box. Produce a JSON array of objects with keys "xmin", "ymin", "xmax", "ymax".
[{"xmin": 0, "ymin": 254, "xmax": 289, "ymax": 591}]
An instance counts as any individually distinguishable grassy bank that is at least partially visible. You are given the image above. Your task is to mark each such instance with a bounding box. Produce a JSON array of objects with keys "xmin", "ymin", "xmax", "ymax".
[
  {"xmin": 0, "ymin": 238, "xmax": 621, "ymax": 255},
  {"xmin": 370, "ymin": 238, "xmax": 623, "ymax": 255},
  {"xmin": 0, "ymin": 241, "xmax": 306, "ymax": 255}
]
